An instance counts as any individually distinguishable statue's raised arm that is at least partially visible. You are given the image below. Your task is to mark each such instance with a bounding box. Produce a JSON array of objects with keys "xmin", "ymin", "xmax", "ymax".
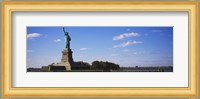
[
  {"xmin": 63, "ymin": 27, "xmax": 71, "ymax": 49},
  {"xmin": 63, "ymin": 27, "xmax": 66, "ymax": 34}
]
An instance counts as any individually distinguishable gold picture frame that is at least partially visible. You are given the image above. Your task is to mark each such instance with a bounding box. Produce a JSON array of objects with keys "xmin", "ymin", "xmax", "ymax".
[{"xmin": 2, "ymin": 1, "xmax": 198, "ymax": 98}]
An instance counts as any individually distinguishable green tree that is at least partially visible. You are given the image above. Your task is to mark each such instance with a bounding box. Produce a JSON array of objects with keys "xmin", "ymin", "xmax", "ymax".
[
  {"xmin": 72, "ymin": 61, "xmax": 91, "ymax": 70},
  {"xmin": 91, "ymin": 61, "xmax": 120, "ymax": 71}
]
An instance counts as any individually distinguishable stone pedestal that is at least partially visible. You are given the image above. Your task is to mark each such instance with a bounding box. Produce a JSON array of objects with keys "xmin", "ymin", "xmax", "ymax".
[
  {"xmin": 50, "ymin": 48, "xmax": 74, "ymax": 70},
  {"xmin": 61, "ymin": 48, "xmax": 73, "ymax": 64}
]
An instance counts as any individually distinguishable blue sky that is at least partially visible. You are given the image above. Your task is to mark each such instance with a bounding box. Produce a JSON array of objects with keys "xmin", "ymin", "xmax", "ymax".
[{"xmin": 27, "ymin": 27, "xmax": 173, "ymax": 68}]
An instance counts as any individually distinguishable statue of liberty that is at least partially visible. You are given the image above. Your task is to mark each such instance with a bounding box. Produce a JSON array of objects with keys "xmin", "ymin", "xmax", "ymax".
[{"xmin": 63, "ymin": 27, "xmax": 71, "ymax": 49}]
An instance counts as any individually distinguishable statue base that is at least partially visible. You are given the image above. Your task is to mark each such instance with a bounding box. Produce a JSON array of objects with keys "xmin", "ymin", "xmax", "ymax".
[{"xmin": 49, "ymin": 48, "xmax": 74, "ymax": 71}]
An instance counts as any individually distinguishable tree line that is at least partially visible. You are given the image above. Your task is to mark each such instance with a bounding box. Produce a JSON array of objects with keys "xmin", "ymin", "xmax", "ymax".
[{"xmin": 73, "ymin": 61, "xmax": 120, "ymax": 71}]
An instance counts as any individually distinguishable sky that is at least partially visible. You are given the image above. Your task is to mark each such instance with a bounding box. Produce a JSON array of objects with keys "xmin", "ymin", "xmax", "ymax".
[{"xmin": 27, "ymin": 27, "xmax": 173, "ymax": 68}]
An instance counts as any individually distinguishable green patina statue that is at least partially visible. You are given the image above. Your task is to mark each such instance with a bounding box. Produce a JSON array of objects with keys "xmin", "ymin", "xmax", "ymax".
[{"xmin": 63, "ymin": 27, "xmax": 71, "ymax": 49}]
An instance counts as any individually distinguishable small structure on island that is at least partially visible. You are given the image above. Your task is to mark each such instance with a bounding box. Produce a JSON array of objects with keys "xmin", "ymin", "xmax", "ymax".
[{"xmin": 48, "ymin": 27, "xmax": 74, "ymax": 71}]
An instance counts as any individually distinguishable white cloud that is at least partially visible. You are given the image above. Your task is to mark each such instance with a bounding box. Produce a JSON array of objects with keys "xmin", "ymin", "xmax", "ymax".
[
  {"xmin": 133, "ymin": 51, "xmax": 145, "ymax": 55},
  {"xmin": 113, "ymin": 41, "xmax": 142, "ymax": 48},
  {"xmin": 113, "ymin": 32, "xmax": 140, "ymax": 41},
  {"xmin": 27, "ymin": 33, "xmax": 42, "ymax": 39},
  {"xmin": 79, "ymin": 48, "xmax": 90, "ymax": 51},
  {"xmin": 27, "ymin": 50, "xmax": 33, "ymax": 53},
  {"xmin": 54, "ymin": 39, "xmax": 61, "ymax": 42}
]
